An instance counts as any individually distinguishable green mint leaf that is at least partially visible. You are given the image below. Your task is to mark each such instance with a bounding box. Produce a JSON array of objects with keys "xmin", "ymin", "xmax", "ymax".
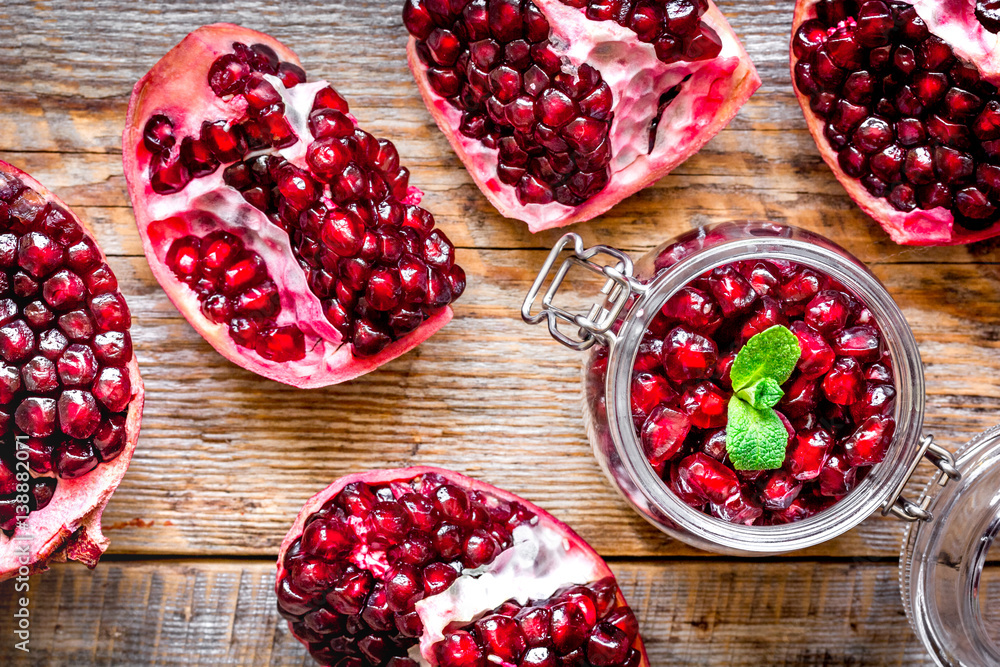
[
  {"xmin": 736, "ymin": 377, "xmax": 785, "ymax": 410},
  {"xmin": 729, "ymin": 325, "xmax": 802, "ymax": 393},
  {"xmin": 726, "ymin": 398, "xmax": 787, "ymax": 471}
]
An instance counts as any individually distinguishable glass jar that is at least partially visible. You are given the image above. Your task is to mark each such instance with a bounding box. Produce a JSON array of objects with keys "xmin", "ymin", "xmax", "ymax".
[
  {"xmin": 901, "ymin": 426, "xmax": 1000, "ymax": 666},
  {"xmin": 521, "ymin": 221, "xmax": 955, "ymax": 554},
  {"xmin": 523, "ymin": 220, "xmax": 1000, "ymax": 664}
]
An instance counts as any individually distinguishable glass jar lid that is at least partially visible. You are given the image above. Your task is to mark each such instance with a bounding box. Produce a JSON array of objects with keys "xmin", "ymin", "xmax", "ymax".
[{"xmin": 901, "ymin": 426, "xmax": 1000, "ymax": 666}]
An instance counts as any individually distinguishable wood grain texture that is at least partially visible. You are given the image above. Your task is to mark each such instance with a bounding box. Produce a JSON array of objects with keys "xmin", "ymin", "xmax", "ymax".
[
  {"xmin": 2, "ymin": 0, "xmax": 998, "ymax": 664},
  {"xmin": 0, "ymin": 560, "xmax": 947, "ymax": 666}
]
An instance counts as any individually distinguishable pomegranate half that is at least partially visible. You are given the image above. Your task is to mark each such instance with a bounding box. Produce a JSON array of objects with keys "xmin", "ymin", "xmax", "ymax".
[
  {"xmin": 123, "ymin": 24, "xmax": 465, "ymax": 388},
  {"xmin": 0, "ymin": 160, "xmax": 143, "ymax": 580},
  {"xmin": 405, "ymin": 0, "xmax": 761, "ymax": 232},
  {"xmin": 792, "ymin": 0, "xmax": 1000, "ymax": 244},
  {"xmin": 276, "ymin": 467, "xmax": 649, "ymax": 667}
]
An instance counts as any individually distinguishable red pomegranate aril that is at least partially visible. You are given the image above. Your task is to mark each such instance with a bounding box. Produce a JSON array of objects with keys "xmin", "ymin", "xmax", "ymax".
[
  {"xmin": 677, "ymin": 453, "xmax": 739, "ymax": 505},
  {"xmin": 850, "ymin": 382, "xmax": 896, "ymax": 423},
  {"xmin": 831, "ymin": 325, "xmax": 881, "ymax": 362},
  {"xmin": 818, "ymin": 453, "xmax": 857, "ymax": 497},
  {"xmin": 24, "ymin": 300, "xmax": 55, "ymax": 330},
  {"xmin": 842, "ymin": 414, "xmax": 895, "ymax": 466},
  {"xmin": 620, "ymin": 253, "xmax": 898, "ymax": 526},
  {"xmin": 804, "ymin": 290, "xmax": 851, "ymax": 333},
  {"xmin": 276, "ymin": 468, "xmax": 648, "ymax": 666},
  {"xmin": 680, "ymin": 380, "xmax": 727, "ymax": 429},
  {"xmin": 128, "ymin": 29, "xmax": 464, "ymax": 386},
  {"xmin": 662, "ymin": 326, "xmax": 718, "ymax": 383},
  {"xmin": 143, "ymin": 114, "xmax": 176, "ymax": 153},
  {"xmin": 760, "ymin": 469, "xmax": 804, "ymax": 511},
  {"xmin": 630, "ymin": 372, "xmax": 677, "ymax": 420},
  {"xmin": 54, "ymin": 440, "xmax": 100, "ymax": 479},
  {"xmin": 792, "ymin": 0, "xmax": 1000, "ymax": 243},
  {"xmin": 822, "ymin": 356, "xmax": 865, "ymax": 405},
  {"xmin": 787, "ymin": 427, "xmax": 834, "ymax": 481},
  {"xmin": 641, "ymin": 405, "xmax": 690, "ymax": 470},
  {"xmin": 789, "ymin": 321, "xmax": 836, "ymax": 378}
]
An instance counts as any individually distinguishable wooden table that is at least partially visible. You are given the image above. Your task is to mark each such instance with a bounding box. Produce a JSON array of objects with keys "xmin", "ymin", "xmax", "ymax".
[{"xmin": 1, "ymin": 1, "xmax": 997, "ymax": 664}]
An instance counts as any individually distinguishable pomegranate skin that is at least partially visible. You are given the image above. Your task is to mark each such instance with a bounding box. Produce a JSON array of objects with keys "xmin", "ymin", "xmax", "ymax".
[
  {"xmin": 407, "ymin": 1, "xmax": 761, "ymax": 232},
  {"xmin": 276, "ymin": 466, "xmax": 650, "ymax": 667},
  {"xmin": 0, "ymin": 161, "xmax": 144, "ymax": 580},
  {"xmin": 791, "ymin": 0, "xmax": 1000, "ymax": 245},
  {"xmin": 123, "ymin": 24, "xmax": 457, "ymax": 388}
]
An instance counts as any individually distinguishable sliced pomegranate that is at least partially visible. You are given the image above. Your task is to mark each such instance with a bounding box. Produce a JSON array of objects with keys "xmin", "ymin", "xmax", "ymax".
[
  {"xmin": 123, "ymin": 24, "xmax": 465, "ymax": 387},
  {"xmin": 792, "ymin": 0, "xmax": 1000, "ymax": 244},
  {"xmin": 276, "ymin": 467, "xmax": 648, "ymax": 666},
  {"xmin": 404, "ymin": 0, "xmax": 761, "ymax": 231},
  {"xmin": 0, "ymin": 160, "xmax": 143, "ymax": 579}
]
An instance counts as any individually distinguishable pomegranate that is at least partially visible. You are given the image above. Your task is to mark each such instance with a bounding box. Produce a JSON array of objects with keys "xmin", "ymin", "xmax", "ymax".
[
  {"xmin": 592, "ymin": 253, "xmax": 898, "ymax": 526},
  {"xmin": 404, "ymin": 0, "xmax": 761, "ymax": 231},
  {"xmin": 792, "ymin": 0, "xmax": 1000, "ymax": 244},
  {"xmin": 123, "ymin": 25, "xmax": 465, "ymax": 387},
  {"xmin": 276, "ymin": 467, "xmax": 648, "ymax": 666},
  {"xmin": 0, "ymin": 160, "xmax": 143, "ymax": 579}
]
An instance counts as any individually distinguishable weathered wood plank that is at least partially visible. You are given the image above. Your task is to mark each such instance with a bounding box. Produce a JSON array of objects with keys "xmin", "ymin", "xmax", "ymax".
[
  {"xmin": 0, "ymin": 559, "xmax": 942, "ymax": 666},
  {"xmin": 1, "ymin": 1, "xmax": 998, "ymax": 262},
  {"xmin": 24, "ymin": 252, "xmax": 985, "ymax": 560}
]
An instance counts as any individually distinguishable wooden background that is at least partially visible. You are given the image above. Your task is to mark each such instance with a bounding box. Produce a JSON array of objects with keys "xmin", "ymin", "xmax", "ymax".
[{"xmin": 1, "ymin": 0, "xmax": 998, "ymax": 664}]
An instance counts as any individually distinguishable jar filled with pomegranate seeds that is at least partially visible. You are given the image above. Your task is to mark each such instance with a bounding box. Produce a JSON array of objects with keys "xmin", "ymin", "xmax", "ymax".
[{"xmin": 522, "ymin": 221, "xmax": 961, "ymax": 555}]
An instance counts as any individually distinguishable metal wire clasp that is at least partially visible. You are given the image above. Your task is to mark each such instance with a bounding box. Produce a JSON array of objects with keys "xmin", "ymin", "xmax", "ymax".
[
  {"xmin": 521, "ymin": 233, "xmax": 642, "ymax": 351},
  {"xmin": 883, "ymin": 434, "xmax": 961, "ymax": 522}
]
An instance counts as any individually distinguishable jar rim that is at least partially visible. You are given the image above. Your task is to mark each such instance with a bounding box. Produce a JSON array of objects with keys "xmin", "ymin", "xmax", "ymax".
[{"xmin": 602, "ymin": 222, "xmax": 926, "ymax": 554}]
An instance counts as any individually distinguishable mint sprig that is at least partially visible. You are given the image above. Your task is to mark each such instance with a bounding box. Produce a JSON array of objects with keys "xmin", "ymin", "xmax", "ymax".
[{"xmin": 725, "ymin": 325, "xmax": 801, "ymax": 471}]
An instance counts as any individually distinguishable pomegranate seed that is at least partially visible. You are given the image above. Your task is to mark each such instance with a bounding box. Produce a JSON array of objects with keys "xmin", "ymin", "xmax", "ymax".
[
  {"xmin": 208, "ymin": 54, "xmax": 251, "ymax": 96},
  {"xmin": 760, "ymin": 469, "xmax": 804, "ymax": 511},
  {"xmin": 550, "ymin": 602, "xmax": 589, "ymax": 653},
  {"xmin": 436, "ymin": 631, "xmax": 484, "ymax": 667},
  {"xmin": 789, "ymin": 321, "xmax": 836, "ymax": 378},
  {"xmin": 661, "ymin": 286, "xmax": 721, "ymax": 332},
  {"xmin": 842, "ymin": 414, "xmax": 895, "ymax": 466},
  {"xmin": 831, "ymin": 325, "xmax": 881, "ymax": 362},
  {"xmin": 641, "ymin": 405, "xmax": 690, "ymax": 469},
  {"xmin": 662, "ymin": 326, "xmax": 718, "ymax": 384},
  {"xmin": 818, "ymin": 454, "xmax": 857, "ymax": 497},
  {"xmin": 711, "ymin": 490, "xmax": 763, "ymax": 525},
  {"xmin": 630, "ymin": 372, "xmax": 677, "ymax": 420},
  {"xmin": 676, "ymin": 453, "xmax": 739, "ymax": 505},
  {"xmin": 822, "ymin": 356, "xmax": 865, "ymax": 405},
  {"xmin": 54, "ymin": 440, "xmax": 99, "ymax": 479},
  {"xmin": 680, "ymin": 380, "xmax": 727, "ymax": 429},
  {"xmin": 143, "ymin": 114, "xmax": 176, "ymax": 153},
  {"xmin": 787, "ymin": 428, "xmax": 834, "ymax": 481},
  {"xmin": 475, "ymin": 615, "xmax": 528, "ymax": 662}
]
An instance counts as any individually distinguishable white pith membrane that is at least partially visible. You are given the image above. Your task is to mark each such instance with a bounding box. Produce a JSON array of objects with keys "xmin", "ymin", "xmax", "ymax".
[
  {"xmin": 0, "ymin": 163, "xmax": 143, "ymax": 580},
  {"xmin": 792, "ymin": 0, "xmax": 1000, "ymax": 244},
  {"xmin": 276, "ymin": 468, "xmax": 647, "ymax": 667},
  {"xmin": 141, "ymin": 77, "xmax": 347, "ymax": 378},
  {"xmin": 124, "ymin": 26, "xmax": 454, "ymax": 388},
  {"xmin": 409, "ymin": 0, "xmax": 760, "ymax": 231},
  {"xmin": 911, "ymin": 0, "xmax": 1000, "ymax": 81},
  {"xmin": 410, "ymin": 523, "xmax": 600, "ymax": 663}
]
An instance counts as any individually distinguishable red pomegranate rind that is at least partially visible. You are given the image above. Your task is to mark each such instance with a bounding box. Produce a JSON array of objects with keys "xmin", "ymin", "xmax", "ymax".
[
  {"xmin": 791, "ymin": 1, "xmax": 1000, "ymax": 245},
  {"xmin": 276, "ymin": 466, "xmax": 649, "ymax": 666},
  {"xmin": 406, "ymin": 0, "xmax": 761, "ymax": 232},
  {"xmin": 0, "ymin": 161, "xmax": 143, "ymax": 580},
  {"xmin": 124, "ymin": 25, "xmax": 461, "ymax": 388}
]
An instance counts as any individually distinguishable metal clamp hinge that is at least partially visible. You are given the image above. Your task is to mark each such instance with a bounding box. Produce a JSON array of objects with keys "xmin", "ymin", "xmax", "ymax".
[
  {"xmin": 883, "ymin": 434, "xmax": 961, "ymax": 522},
  {"xmin": 521, "ymin": 233, "xmax": 642, "ymax": 351}
]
